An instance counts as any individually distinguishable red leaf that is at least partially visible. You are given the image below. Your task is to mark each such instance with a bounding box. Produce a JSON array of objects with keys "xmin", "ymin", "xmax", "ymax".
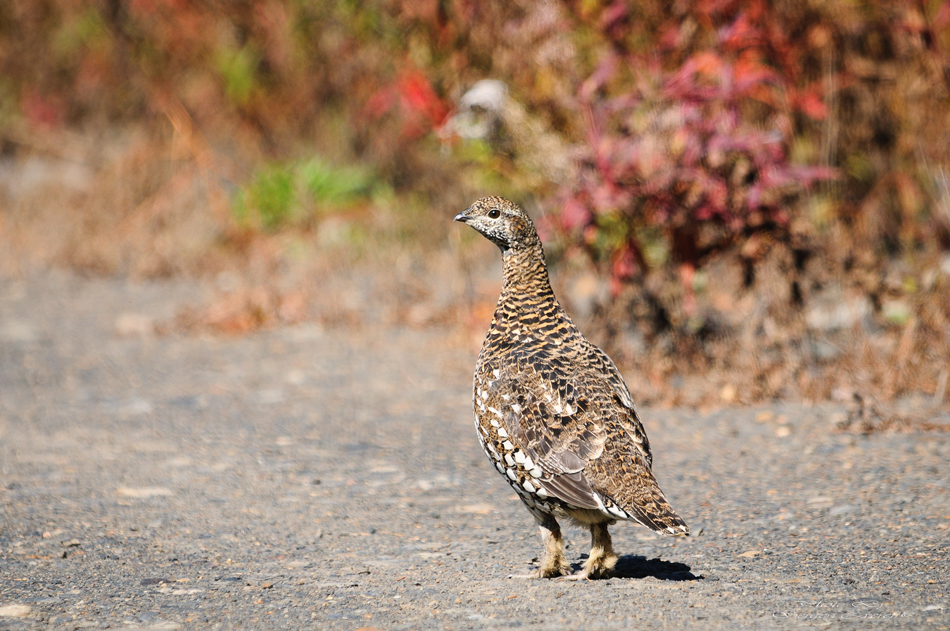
[
  {"xmin": 398, "ymin": 72, "xmax": 448, "ymax": 125},
  {"xmin": 21, "ymin": 90, "xmax": 63, "ymax": 129},
  {"xmin": 733, "ymin": 56, "xmax": 780, "ymax": 93},
  {"xmin": 560, "ymin": 197, "xmax": 593, "ymax": 231},
  {"xmin": 599, "ymin": 1, "xmax": 629, "ymax": 30},
  {"xmin": 719, "ymin": 12, "xmax": 763, "ymax": 50},
  {"xmin": 794, "ymin": 90, "xmax": 828, "ymax": 120}
]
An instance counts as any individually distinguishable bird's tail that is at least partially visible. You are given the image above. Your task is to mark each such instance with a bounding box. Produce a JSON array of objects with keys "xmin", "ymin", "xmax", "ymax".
[
  {"xmin": 620, "ymin": 482, "xmax": 689, "ymax": 536},
  {"xmin": 630, "ymin": 500, "xmax": 689, "ymax": 536}
]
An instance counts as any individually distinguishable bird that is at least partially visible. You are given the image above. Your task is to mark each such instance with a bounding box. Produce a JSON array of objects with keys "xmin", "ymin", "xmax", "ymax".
[{"xmin": 455, "ymin": 196, "xmax": 688, "ymax": 579}]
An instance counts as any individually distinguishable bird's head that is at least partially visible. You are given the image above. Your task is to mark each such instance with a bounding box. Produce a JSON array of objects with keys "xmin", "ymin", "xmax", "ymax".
[{"xmin": 454, "ymin": 197, "xmax": 539, "ymax": 251}]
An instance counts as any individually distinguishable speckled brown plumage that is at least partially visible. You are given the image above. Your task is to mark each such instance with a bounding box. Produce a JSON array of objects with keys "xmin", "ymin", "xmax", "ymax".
[{"xmin": 455, "ymin": 196, "xmax": 688, "ymax": 579}]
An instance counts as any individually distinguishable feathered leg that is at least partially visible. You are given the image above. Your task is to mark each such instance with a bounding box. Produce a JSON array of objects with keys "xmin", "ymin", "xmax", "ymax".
[
  {"xmin": 585, "ymin": 522, "xmax": 618, "ymax": 578},
  {"xmin": 564, "ymin": 521, "xmax": 617, "ymax": 580},
  {"xmin": 510, "ymin": 509, "xmax": 570, "ymax": 578},
  {"xmin": 537, "ymin": 514, "xmax": 571, "ymax": 578}
]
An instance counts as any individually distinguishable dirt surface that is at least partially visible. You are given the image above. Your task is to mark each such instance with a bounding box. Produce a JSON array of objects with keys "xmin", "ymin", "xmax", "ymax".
[{"xmin": 1, "ymin": 271, "xmax": 948, "ymax": 630}]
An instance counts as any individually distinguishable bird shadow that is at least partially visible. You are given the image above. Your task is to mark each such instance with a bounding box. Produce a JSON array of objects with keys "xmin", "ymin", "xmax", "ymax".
[
  {"xmin": 614, "ymin": 554, "xmax": 701, "ymax": 581},
  {"xmin": 573, "ymin": 554, "xmax": 701, "ymax": 581}
]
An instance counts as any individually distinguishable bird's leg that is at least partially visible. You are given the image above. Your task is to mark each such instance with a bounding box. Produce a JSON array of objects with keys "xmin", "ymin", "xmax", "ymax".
[
  {"xmin": 508, "ymin": 511, "xmax": 570, "ymax": 579},
  {"xmin": 564, "ymin": 522, "xmax": 617, "ymax": 580},
  {"xmin": 537, "ymin": 514, "xmax": 571, "ymax": 578},
  {"xmin": 584, "ymin": 522, "xmax": 617, "ymax": 578}
]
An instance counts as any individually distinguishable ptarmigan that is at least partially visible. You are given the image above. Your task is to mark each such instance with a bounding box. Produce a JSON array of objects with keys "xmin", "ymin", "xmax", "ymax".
[{"xmin": 455, "ymin": 196, "xmax": 688, "ymax": 579}]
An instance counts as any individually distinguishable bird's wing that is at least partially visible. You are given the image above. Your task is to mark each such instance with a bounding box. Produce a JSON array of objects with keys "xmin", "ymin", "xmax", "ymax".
[
  {"xmin": 589, "ymin": 344, "xmax": 637, "ymax": 410},
  {"xmin": 589, "ymin": 343, "xmax": 653, "ymax": 468},
  {"xmin": 496, "ymin": 357, "xmax": 608, "ymax": 511}
]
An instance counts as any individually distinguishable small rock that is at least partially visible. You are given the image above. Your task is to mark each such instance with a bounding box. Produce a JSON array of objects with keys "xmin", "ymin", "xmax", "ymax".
[
  {"xmin": 0, "ymin": 604, "xmax": 31, "ymax": 618},
  {"xmin": 720, "ymin": 384, "xmax": 736, "ymax": 403},
  {"xmin": 114, "ymin": 312, "xmax": 154, "ymax": 337},
  {"xmin": 117, "ymin": 487, "xmax": 173, "ymax": 498},
  {"xmin": 831, "ymin": 387, "xmax": 853, "ymax": 402},
  {"xmin": 456, "ymin": 503, "xmax": 495, "ymax": 515},
  {"xmin": 830, "ymin": 504, "xmax": 858, "ymax": 516}
]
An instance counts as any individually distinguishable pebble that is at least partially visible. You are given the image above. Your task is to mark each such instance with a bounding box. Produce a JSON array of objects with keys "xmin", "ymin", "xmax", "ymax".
[{"xmin": 0, "ymin": 605, "xmax": 30, "ymax": 618}]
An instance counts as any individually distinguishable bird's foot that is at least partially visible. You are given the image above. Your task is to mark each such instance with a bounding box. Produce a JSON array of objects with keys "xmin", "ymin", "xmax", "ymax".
[
  {"xmin": 559, "ymin": 571, "xmax": 593, "ymax": 581},
  {"xmin": 507, "ymin": 560, "xmax": 571, "ymax": 579},
  {"xmin": 506, "ymin": 572, "xmax": 540, "ymax": 579},
  {"xmin": 559, "ymin": 567, "xmax": 610, "ymax": 581},
  {"xmin": 539, "ymin": 559, "xmax": 572, "ymax": 579},
  {"xmin": 560, "ymin": 552, "xmax": 617, "ymax": 581}
]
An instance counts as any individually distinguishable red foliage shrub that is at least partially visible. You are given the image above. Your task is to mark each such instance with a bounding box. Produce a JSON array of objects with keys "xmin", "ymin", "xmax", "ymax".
[
  {"xmin": 365, "ymin": 70, "xmax": 450, "ymax": 140},
  {"xmin": 559, "ymin": 0, "xmax": 841, "ymax": 294}
]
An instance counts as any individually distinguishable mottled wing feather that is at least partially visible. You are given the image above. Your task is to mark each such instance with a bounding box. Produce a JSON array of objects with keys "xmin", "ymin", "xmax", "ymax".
[
  {"xmin": 589, "ymin": 343, "xmax": 654, "ymax": 469},
  {"xmin": 537, "ymin": 472, "xmax": 601, "ymax": 511},
  {"xmin": 589, "ymin": 345, "xmax": 637, "ymax": 410},
  {"xmin": 497, "ymin": 361, "xmax": 608, "ymax": 510}
]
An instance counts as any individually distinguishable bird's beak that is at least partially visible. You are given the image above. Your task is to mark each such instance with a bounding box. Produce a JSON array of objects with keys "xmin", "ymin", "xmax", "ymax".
[{"xmin": 454, "ymin": 208, "xmax": 472, "ymax": 223}]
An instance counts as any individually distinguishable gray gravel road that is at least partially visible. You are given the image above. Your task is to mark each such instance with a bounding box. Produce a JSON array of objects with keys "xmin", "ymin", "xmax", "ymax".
[{"xmin": 1, "ymin": 272, "xmax": 948, "ymax": 630}]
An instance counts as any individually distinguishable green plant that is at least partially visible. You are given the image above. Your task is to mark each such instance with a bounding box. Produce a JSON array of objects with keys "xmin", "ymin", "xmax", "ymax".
[
  {"xmin": 216, "ymin": 45, "xmax": 260, "ymax": 106},
  {"xmin": 234, "ymin": 164, "xmax": 296, "ymax": 231},
  {"xmin": 233, "ymin": 158, "xmax": 378, "ymax": 232},
  {"xmin": 299, "ymin": 159, "xmax": 374, "ymax": 208}
]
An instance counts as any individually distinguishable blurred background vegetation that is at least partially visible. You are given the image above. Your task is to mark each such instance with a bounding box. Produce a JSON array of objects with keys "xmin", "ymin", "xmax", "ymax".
[{"xmin": 2, "ymin": 0, "xmax": 950, "ymax": 413}]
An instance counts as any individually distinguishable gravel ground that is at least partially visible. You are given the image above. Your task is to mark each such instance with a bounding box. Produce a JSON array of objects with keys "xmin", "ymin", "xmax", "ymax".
[{"xmin": 1, "ymin": 272, "xmax": 948, "ymax": 630}]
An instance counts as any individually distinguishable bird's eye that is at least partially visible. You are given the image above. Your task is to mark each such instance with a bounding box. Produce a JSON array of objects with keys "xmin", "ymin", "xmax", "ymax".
[{"xmin": 488, "ymin": 209, "xmax": 501, "ymax": 218}]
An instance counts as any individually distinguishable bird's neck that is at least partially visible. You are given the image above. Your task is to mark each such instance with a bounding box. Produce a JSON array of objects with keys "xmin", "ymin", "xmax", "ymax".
[{"xmin": 500, "ymin": 243, "xmax": 556, "ymax": 305}]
